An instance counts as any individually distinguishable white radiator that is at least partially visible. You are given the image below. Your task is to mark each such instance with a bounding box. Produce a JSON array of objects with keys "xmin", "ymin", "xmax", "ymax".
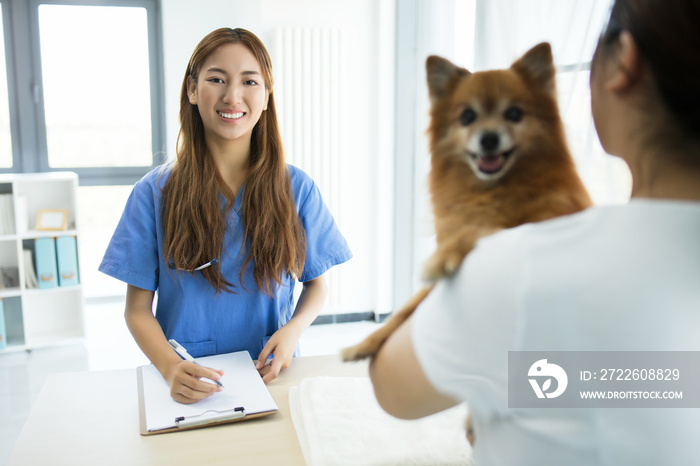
[{"xmin": 273, "ymin": 27, "xmax": 344, "ymax": 313}]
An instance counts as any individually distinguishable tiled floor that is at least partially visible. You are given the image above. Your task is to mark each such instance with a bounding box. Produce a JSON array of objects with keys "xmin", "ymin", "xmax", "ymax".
[{"xmin": 0, "ymin": 300, "xmax": 382, "ymax": 465}]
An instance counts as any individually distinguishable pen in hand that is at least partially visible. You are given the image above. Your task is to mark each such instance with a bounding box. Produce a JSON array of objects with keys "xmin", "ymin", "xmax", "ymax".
[{"xmin": 168, "ymin": 339, "xmax": 225, "ymax": 388}]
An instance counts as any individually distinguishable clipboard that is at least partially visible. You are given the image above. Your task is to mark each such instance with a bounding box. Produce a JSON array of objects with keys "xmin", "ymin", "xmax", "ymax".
[{"xmin": 137, "ymin": 350, "xmax": 278, "ymax": 435}]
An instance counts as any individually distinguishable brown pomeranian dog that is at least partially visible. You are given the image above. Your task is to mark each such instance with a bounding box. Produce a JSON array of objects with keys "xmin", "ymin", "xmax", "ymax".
[{"xmin": 342, "ymin": 43, "xmax": 592, "ymax": 368}]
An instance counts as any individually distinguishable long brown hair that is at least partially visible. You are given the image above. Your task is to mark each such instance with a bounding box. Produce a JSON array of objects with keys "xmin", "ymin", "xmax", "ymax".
[{"xmin": 161, "ymin": 28, "xmax": 306, "ymax": 296}]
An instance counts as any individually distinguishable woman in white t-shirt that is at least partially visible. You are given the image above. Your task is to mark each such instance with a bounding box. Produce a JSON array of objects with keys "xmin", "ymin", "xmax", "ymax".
[{"xmin": 370, "ymin": 0, "xmax": 700, "ymax": 464}]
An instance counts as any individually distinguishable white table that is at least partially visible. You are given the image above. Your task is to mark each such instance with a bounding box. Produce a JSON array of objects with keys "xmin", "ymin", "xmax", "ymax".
[{"xmin": 7, "ymin": 354, "xmax": 369, "ymax": 465}]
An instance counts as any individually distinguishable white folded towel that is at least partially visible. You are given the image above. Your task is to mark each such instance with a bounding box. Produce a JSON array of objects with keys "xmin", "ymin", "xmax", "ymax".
[{"xmin": 290, "ymin": 376, "xmax": 474, "ymax": 466}]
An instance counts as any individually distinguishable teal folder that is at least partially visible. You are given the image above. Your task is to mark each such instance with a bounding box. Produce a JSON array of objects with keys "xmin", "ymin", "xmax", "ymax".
[
  {"xmin": 35, "ymin": 238, "xmax": 58, "ymax": 289},
  {"xmin": 0, "ymin": 299, "xmax": 6, "ymax": 350},
  {"xmin": 56, "ymin": 236, "xmax": 79, "ymax": 287}
]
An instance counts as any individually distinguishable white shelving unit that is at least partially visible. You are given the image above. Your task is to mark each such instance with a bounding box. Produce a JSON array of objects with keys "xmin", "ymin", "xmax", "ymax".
[{"xmin": 0, "ymin": 172, "xmax": 84, "ymax": 352}]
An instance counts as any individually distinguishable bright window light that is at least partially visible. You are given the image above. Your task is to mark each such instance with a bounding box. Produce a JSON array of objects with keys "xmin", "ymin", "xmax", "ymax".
[
  {"xmin": 38, "ymin": 5, "xmax": 153, "ymax": 168},
  {"xmin": 0, "ymin": 5, "xmax": 12, "ymax": 168}
]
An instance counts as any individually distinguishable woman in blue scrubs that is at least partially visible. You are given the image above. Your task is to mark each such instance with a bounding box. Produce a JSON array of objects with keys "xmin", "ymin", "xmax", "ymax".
[{"xmin": 100, "ymin": 28, "xmax": 352, "ymax": 404}]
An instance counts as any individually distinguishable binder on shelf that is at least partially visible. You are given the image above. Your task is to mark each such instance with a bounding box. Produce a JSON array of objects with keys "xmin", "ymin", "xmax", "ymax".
[
  {"xmin": 35, "ymin": 238, "xmax": 58, "ymax": 289},
  {"xmin": 23, "ymin": 249, "xmax": 38, "ymax": 289},
  {"xmin": 0, "ymin": 299, "xmax": 6, "ymax": 350},
  {"xmin": 56, "ymin": 236, "xmax": 79, "ymax": 287},
  {"xmin": 137, "ymin": 350, "xmax": 278, "ymax": 435},
  {"xmin": 0, "ymin": 194, "xmax": 15, "ymax": 235},
  {"xmin": 15, "ymin": 195, "xmax": 28, "ymax": 234}
]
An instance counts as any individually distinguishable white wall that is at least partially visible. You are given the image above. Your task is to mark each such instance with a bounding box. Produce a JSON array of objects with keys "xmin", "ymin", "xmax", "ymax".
[{"xmin": 160, "ymin": 0, "xmax": 394, "ymax": 315}]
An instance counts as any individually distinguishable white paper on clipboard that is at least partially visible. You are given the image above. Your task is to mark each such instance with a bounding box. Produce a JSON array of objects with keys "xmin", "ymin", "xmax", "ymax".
[{"xmin": 139, "ymin": 350, "xmax": 278, "ymax": 433}]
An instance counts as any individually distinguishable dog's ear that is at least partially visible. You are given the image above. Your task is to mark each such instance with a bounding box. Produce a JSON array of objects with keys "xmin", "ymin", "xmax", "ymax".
[
  {"xmin": 511, "ymin": 42, "xmax": 555, "ymax": 95},
  {"xmin": 426, "ymin": 55, "xmax": 470, "ymax": 103}
]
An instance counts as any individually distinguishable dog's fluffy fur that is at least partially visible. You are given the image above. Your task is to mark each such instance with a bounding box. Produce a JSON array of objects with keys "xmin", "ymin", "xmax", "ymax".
[{"xmin": 342, "ymin": 43, "xmax": 592, "ymax": 366}]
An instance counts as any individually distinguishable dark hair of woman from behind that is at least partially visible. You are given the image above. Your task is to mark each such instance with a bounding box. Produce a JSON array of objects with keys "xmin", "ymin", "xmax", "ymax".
[{"xmin": 596, "ymin": 0, "xmax": 700, "ymax": 140}]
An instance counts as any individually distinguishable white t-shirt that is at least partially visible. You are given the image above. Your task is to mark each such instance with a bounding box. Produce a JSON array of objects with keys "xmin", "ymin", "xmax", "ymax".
[{"xmin": 412, "ymin": 199, "xmax": 700, "ymax": 465}]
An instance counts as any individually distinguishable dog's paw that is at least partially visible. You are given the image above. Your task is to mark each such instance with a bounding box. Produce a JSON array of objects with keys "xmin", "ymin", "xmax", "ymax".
[
  {"xmin": 421, "ymin": 256, "xmax": 450, "ymax": 283},
  {"xmin": 466, "ymin": 413, "xmax": 476, "ymax": 446},
  {"xmin": 444, "ymin": 254, "xmax": 464, "ymax": 274},
  {"xmin": 341, "ymin": 342, "xmax": 378, "ymax": 362},
  {"xmin": 422, "ymin": 251, "xmax": 465, "ymax": 283}
]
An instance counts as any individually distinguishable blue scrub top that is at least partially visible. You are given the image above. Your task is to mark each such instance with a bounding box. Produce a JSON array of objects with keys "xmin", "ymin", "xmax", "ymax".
[{"xmin": 99, "ymin": 164, "xmax": 352, "ymax": 359}]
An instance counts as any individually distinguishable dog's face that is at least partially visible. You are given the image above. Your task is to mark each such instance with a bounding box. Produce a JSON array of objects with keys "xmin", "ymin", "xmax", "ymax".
[
  {"xmin": 427, "ymin": 43, "xmax": 559, "ymax": 182},
  {"xmin": 455, "ymin": 79, "xmax": 526, "ymax": 181}
]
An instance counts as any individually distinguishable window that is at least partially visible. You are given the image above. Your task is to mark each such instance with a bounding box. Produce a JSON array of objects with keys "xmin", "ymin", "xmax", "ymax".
[
  {"xmin": 0, "ymin": 0, "xmax": 164, "ymax": 184},
  {"xmin": 77, "ymin": 184, "xmax": 133, "ymax": 298},
  {"xmin": 38, "ymin": 4, "xmax": 154, "ymax": 169},
  {"xmin": 0, "ymin": 0, "xmax": 163, "ymax": 299},
  {"xmin": 0, "ymin": 4, "xmax": 11, "ymax": 167}
]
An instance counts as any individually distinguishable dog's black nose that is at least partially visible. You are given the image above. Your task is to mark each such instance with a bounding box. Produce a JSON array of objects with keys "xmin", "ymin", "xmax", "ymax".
[{"xmin": 480, "ymin": 132, "xmax": 500, "ymax": 152}]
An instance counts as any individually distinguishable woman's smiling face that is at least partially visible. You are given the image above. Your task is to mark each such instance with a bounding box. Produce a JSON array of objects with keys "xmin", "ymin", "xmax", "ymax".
[{"xmin": 187, "ymin": 42, "xmax": 268, "ymax": 148}]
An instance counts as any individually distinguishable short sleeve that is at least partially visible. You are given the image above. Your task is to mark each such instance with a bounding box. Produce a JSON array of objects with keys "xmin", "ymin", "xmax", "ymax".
[
  {"xmin": 292, "ymin": 168, "xmax": 352, "ymax": 281},
  {"xmin": 98, "ymin": 176, "xmax": 161, "ymax": 291},
  {"xmin": 411, "ymin": 227, "xmax": 527, "ymax": 414}
]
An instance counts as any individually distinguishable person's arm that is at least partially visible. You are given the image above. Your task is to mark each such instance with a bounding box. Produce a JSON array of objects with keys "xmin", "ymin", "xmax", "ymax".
[
  {"xmin": 125, "ymin": 284, "xmax": 223, "ymax": 403},
  {"xmin": 256, "ymin": 274, "xmax": 328, "ymax": 383},
  {"xmin": 369, "ymin": 314, "xmax": 458, "ymax": 419}
]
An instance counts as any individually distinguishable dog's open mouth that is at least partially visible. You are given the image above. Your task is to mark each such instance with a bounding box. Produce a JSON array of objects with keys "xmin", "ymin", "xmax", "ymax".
[{"xmin": 470, "ymin": 147, "xmax": 517, "ymax": 174}]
